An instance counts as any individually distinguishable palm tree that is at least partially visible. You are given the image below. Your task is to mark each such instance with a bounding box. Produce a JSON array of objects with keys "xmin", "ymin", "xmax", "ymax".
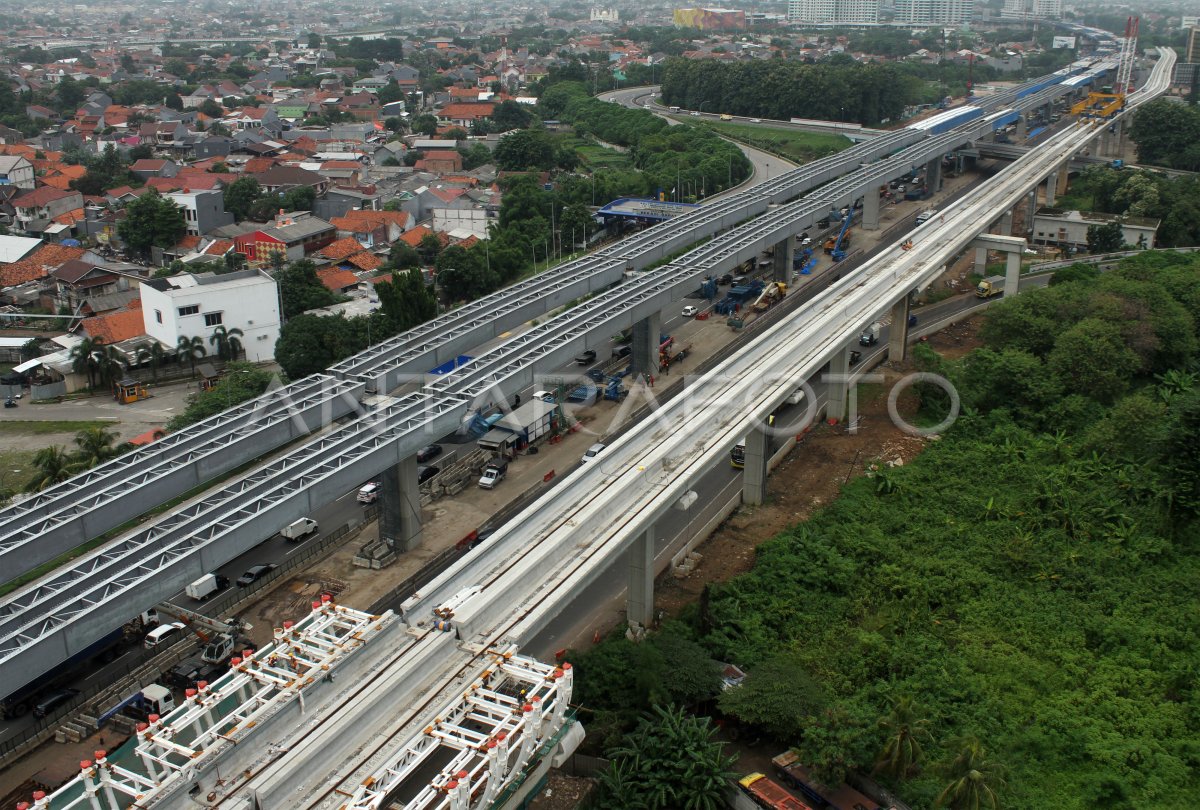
[
  {"xmin": 874, "ymin": 696, "xmax": 931, "ymax": 781},
  {"xmin": 68, "ymin": 336, "xmax": 104, "ymax": 389},
  {"xmin": 97, "ymin": 345, "xmax": 128, "ymax": 389},
  {"xmin": 936, "ymin": 738, "xmax": 1005, "ymax": 810},
  {"xmin": 134, "ymin": 341, "xmax": 169, "ymax": 383},
  {"xmin": 73, "ymin": 426, "xmax": 121, "ymax": 468},
  {"xmin": 209, "ymin": 325, "xmax": 244, "ymax": 361},
  {"xmin": 24, "ymin": 446, "xmax": 84, "ymax": 492},
  {"xmin": 176, "ymin": 335, "xmax": 207, "ymax": 377}
]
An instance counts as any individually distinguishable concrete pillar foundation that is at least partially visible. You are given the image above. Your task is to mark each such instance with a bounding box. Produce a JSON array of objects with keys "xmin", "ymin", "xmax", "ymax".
[
  {"xmin": 632, "ymin": 310, "xmax": 662, "ymax": 377},
  {"xmin": 925, "ymin": 157, "xmax": 943, "ymax": 194},
  {"xmin": 974, "ymin": 246, "xmax": 987, "ymax": 274},
  {"xmin": 862, "ymin": 188, "xmax": 881, "ymax": 231},
  {"xmin": 771, "ymin": 236, "xmax": 794, "ymax": 283},
  {"xmin": 742, "ymin": 427, "xmax": 770, "ymax": 506},
  {"xmin": 1004, "ymin": 251, "xmax": 1022, "ymax": 297},
  {"xmin": 823, "ymin": 345, "xmax": 854, "ymax": 424},
  {"xmin": 627, "ymin": 527, "xmax": 654, "ymax": 629},
  {"xmin": 889, "ymin": 297, "xmax": 910, "ymax": 363},
  {"xmin": 379, "ymin": 455, "xmax": 423, "ymax": 553}
]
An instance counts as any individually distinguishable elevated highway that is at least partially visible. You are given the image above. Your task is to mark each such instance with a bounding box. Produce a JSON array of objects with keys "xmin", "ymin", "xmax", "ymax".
[
  {"xmin": 0, "ymin": 56, "xmax": 1131, "ymax": 714},
  {"xmin": 32, "ymin": 44, "xmax": 1175, "ymax": 810}
]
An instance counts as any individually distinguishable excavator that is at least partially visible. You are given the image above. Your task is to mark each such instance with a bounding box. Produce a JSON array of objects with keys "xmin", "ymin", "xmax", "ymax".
[{"xmin": 825, "ymin": 215, "xmax": 853, "ymax": 261}]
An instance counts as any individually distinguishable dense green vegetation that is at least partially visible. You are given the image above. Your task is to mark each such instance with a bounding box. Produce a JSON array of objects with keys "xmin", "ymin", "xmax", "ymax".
[
  {"xmin": 1054, "ymin": 164, "xmax": 1200, "ymax": 247},
  {"xmin": 571, "ymin": 251, "xmax": 1200, "ymax": 809},
  {"xmin": 166, "ymin": 362, "xmax": 274, "ymax": 431},
  {"xmin": 1129, "ymin": 99, "xmax": 1200, "ymax": 173}
]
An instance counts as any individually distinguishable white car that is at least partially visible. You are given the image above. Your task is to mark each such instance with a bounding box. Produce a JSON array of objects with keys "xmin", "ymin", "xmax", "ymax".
[
  {"xmin": 533, "ymin": 390, "xmax": 556, "ymax": 402},
  {"xmin": 749, "ymin": 118, "xmax": 762, "ymax": 123},
  {"xmin": 581, "ymin": 443, "xmax": 606, "ymax": 463},
  {"xmin": 690, "ymin": 111, "xmax": 701, "ymax": 116},
  {"xmin": 801, "ymin": 237, "xmax": 813, "ymax": 247},
  {"xmin": 682, "ymin": 305, "xmax": 699, "ymax": 317}
]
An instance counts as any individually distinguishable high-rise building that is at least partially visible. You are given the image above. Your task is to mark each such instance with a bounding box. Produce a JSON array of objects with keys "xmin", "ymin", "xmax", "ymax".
[
  {"xmin": 1187, "ymin": 26, "xmax": 1200, "ymax": 63},
  {"xmin": 787, "ymin": 0, "xmax": 880, "ymax": 24},
  {"xmin": 893, "ymin": 0, "xmax": 972, "ymax": 24},
  {"xmin": 1002, "ymin": 0, "xmax": 1059, "ymax": 18}
]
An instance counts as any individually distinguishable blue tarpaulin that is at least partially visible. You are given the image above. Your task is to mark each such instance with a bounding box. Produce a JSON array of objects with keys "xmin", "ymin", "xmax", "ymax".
[{"xmin": 429, "ymin": 355, "xmax": 473, "ymax": 375}]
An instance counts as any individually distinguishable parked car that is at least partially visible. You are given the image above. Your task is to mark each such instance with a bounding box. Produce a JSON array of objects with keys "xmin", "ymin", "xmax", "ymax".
[
  {"xmin": 33, "ymin": 688, "xmax": 79, "ymax": 718},
  {"xmin": 357, "ymin": 482, "xmax": 380, "ymax": 504},
  {"xmin": 417, "ymin": 465, "xmax": 440, "ymax": 484},
  {"xmin": 581, "ymin": 443, "xmax": 606, "ymax": 464},
  {"xmin": 533, "ymin": 390, "xmax": 556, "ymax": 402},
  {"xmin": 416, "ymin": 444, "xmax": 442, "ymax": 463},
  {"xmin": 237, "ymin": 564, "xmax": 277, "ymax": 587},
  {"xmin": 144, "ymin": 622, "xmax": 186, "ymax": 651},
  {"xmin": 690, "ymin": 111, "xmax": 701, "ymax": 116},
  {"xmin": 682, "ymin": 305, "xmax": 699, "ymax": 317},
  {"xmin": 718, "ymin": 273, "xmax": 734, "ymax": 285},
  {"xmin": 575, "ymin": 350, "xmax": 597, "ymax": 365},
  {"xmin": 478, "ymin": 458, "xmax": 509, "ymax": 490}
]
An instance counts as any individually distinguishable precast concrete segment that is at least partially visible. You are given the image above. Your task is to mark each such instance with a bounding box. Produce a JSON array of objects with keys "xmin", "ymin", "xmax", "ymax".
[
  {"xmin": 0, "ymin": 390, "xmax": 468, "ymax": 694},
  {"xmin": 0, "ymin": 375, "xmax": 366, "ymax": 579},
  {"xmin": 407, "ymin": 50, "xmax": 1175, "ymax": 651}
]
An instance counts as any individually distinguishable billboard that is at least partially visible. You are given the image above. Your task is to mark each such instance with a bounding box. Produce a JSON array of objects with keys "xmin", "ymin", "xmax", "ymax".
[
  {"xmin": 673, "ymin": 7, "xmax": 746, "ymax": 30},
  {"xmin": 1051, "ymin": 35, "xmax": 1077, "ymax": 48}
]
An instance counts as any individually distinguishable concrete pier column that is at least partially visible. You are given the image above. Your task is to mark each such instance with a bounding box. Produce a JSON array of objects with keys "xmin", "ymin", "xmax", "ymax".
[
  {"xmin": 1004, "ymin": 250, "xmax": 1022, "ymax": 297},
  {"xmin": 925, "ymin": 157, "xmax": 943, "ymax": 194},
  {"xmin": 1056, "ymin": 164, "xmax": 1069, "ymax": 196},
  {"xmin": 823, "ymin": 344, "xmax": 854, "ymax": 424},
  {"xmin": 862, "ymin": 188, "xmax": 881, "ymax": 231},
  {"xmin": 379, "ymin": 455, "xmax": 423, "ymax": 552},
  {"xmin": 974, "ymin": 246, "xmax": 987, "ymax": 274},
  {"xmin": 999, "ymin": 208, "xmax": 1013, "ymax": 235},
  {"xmin": 889, "ymin": 296, "xmax": 910, "ymax": 362},
  {"xmin": 632, "ymin": 310, "xmax": 662, "ymax": 377},
  {"xmin": 771, "ymin": 236, "xmax": 794, "ymax": 283},
  {"xmin": 1026, "ymin": 189, "xmax": 1037, "ymax": 234},
  {"xmin": 742, "ymin": 427, "xmax": 770, "ymax": 506},
  {"xmin": 1045, "ymin": 170, "xmax": 1058, "ymax": 206},
  {"xmin": 1014, "ymin": 116, "xmax": 1027, "ymax": 140},
  {"xmin": 627, "ymin": 527, "xmax": 655, "ymax": 629}
]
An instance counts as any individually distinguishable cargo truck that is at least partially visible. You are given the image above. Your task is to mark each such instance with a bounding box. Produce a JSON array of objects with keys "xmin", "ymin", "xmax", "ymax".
[
  {"xmin": 772, "ymin": 750, "xmax": 882, "ymax": 810},
  {"xmin": 975, "ymin": 277, "xmax": 1003, "ymax": 298},
  {"xmin": 185, "ymin": 573, "xmax": 230, "ymax": 601},
  {"xmin": 738, "ymin": 773, "xmax": 814, "ymax": 810}
]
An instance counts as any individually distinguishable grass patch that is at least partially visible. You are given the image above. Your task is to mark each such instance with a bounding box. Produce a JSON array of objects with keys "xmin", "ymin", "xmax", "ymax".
[
  {"xmin": 560, "ymin": 134, "xmax": 633, "ymax": 170},
  {"xmin": 0, "ymin": 447, "xmax": 37, "ymax": 496},
  {"xmin": 0, "ymin": 420, "xmax": 113, "ymax": 436},
  {"xmin": 690, "ymin": 120, "xmax": 851, "ymax": 164}
]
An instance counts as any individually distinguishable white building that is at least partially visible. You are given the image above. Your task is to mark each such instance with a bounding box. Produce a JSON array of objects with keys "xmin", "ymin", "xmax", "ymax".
[
  {"xmin": 140, "ymin": 270, "xmax": 281, "ymax": 362},
  {"xmin": 0, "ymin": 156, "xmax": 35, "ymax": 190},
  {"xmin": 894, "ymin": 0, "xmax": 972, "ymax": 24},
  {"xmin": 788, "ymin": 0, "xmax": 879, "ymax": 24},
  {"xmin": 590, "ymin": 7, "xmax": 619, "ymax": 21},
  {"xmin": 1003, "ymin": 0, "xmax": 1060, "ymax": 17},
  {"xmin": 1031, "ymin": 207, "xmax": 1159, "ymax": 251}
]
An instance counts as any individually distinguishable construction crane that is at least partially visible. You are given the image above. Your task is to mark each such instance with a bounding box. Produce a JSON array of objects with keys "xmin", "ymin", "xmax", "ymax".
[
  {"xmin": 827, "ymin": 215, "xmax": 853, "ymax": 262},
  {"xmin": 1072, "ymin": 17, "xmax": 1138, "ymax": 121}
]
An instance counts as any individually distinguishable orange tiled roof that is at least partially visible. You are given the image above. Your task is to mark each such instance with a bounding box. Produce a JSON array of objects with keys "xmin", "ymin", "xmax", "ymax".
[
  {"xmin": 81, "ymin": 306, "xmax": 146, "ymax": 344},
  {"xmin": 176, "ymin": 234, "xmax": 202, "ymax": 250},
  {"xmin": 52, "ymin": 207, "xmax": 85, "ymax": 225},
  {"xmin": 319, "ymin": 237, "xmax": 367, "ymax": 260},
  {"xmin": 316, "ymin": 266, "xmax": 360, "ymax": 292},
  {"xmin": 345, "ymin": 251, "xmax": 382, "ymax": 271},
  {"xmin": 0, "ymin": 243, "xmax": 86, "ymax": 287},
  {"xmin": 204, "ymin": 239, "xmax": 234, "ymax": 256},
  {"xmin": 334, "ymin": 209, "xmax": 409, "ymax": 230}
]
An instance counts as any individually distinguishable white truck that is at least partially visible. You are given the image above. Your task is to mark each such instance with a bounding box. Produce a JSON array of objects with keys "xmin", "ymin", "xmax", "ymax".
[
  {"xmin": 478, "ymin": 458, "xmax": 508, "ymax": 490},
  {"xmin": 281, "ymin": 517, "xmax": 318, "ymax": 541},
  {"xmin": 185, "ymin": 573, "xmax": 230, "ymax": 601}
]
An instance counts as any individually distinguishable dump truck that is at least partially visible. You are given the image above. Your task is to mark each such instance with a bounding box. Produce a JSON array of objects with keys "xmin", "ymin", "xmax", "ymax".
[
  {"xmin": 752, "ymin": 282, "xmax": 787, "ymax": 313},
  {"xmin": 975, "ymin": 277, "xmax": 1004, "ymax": 298},
  {"xmin": 738, "ymin": 772, "xmax": 814, "ymax": 810}
]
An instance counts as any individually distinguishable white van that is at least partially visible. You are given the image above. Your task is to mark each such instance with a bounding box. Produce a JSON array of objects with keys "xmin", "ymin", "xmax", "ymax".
[
  {"xmin": 281, "ymin": 517, "xmax": 318, "ymax": 541},
  {"xmin": 144, "ymin": 622, "xmax": 186, "ymax": 651}
]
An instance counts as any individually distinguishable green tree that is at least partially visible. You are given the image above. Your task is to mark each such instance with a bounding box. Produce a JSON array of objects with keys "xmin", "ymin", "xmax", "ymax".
[
  {"xmin": 54, "ymin": 75, "xmax": 85, "ymax": 113},
  {"xmin": 176, "ymin": 335, "xmax": 207, "ymax": 376},
  {"xmin": 559, "ymin": 202, "xmax": 594, "ymax": 250},
  {"xmin": 593, "ymin": 705, "xmax": 736, "ymax": 810},
  {"xmin": 378, "ymin": 79, "xmax": 404, "ymax": 105},
  {"xmin": 1158, "ymin": 387, "xmax": 1200, "ymax": 519},
  {"xmin": 490, "ymin": 98, "xmax": 533, "ymax": 131},
  {"xmin": 209, "ymin": 325, "xmax": 244, "ymax": 361},
  {"xmin": 1046, "ymin": 318, "xmax": 1141, "ymax": 404},
  {"xmin": 68, "ymin": 336, "xmax": 104, "ymax": 388},
  {"xmin": 493, "ymin": 128, "xmax": 555, "ymax": 171},
  {"xmin": 117, "ymin": 189, "xmax": 186, "ymax": 256},
  {"xmin": 280, "ymin": 185, "xmax": 316, "ymax": 212},
  {"xmin": 1086, "ymin": 220, "xmax": 1124, "ymax": 254},
  {"xmin": 277, "ymin": 259, "xmax": 336, "ymax": 318},
  {"xmin": 717, "ymin": 651, "xmax": 828, "ymax": 741},
  {"xmin": 133, "ymin": 341, "xmax": 169, "ymax": 383},
  {"xmin": 24, "ymin": 446, "xmax": 84, "ymax": 492},
  {"xmin": 936, "ymin": 739, "xmax": 1005, "ymax": 810},
  {"xmin": 387, "ymin": 241, "xmax": 421, "ymax": 269},
  {"xmin": 72, "ymin": 425, "xmax": 123, "ymax": 468},
  {"xmin": 223, "ymin": 176, "xmax": 262, "ymax": 221},
  {"xmin": 166, "ymin": 362, "xmax": 274, "ymax": 430},
  {"xmin": 412, "ymin": 113, "xmax": 439, "ymax": 136},
  {"xmin": 874, "ymin": 696, "xmax": 931, "ymax": 781}
]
